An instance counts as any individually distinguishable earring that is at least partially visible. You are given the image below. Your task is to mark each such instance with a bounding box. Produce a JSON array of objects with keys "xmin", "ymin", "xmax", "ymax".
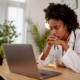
[{"xmin": 69, "ymin": 27, "xmax": 71, "ymax": 28}]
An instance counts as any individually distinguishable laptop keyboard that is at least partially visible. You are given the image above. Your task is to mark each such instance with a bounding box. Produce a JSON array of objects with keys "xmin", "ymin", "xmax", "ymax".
[{"xmin": 40, "ymin": 73, "xmax": 48, "ymax": 76}]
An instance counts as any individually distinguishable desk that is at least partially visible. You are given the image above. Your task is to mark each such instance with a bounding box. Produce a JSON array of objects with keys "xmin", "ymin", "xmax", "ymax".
[{"xmin": 0, "ymin": 62, "xmax": 80, "ymax": 80}]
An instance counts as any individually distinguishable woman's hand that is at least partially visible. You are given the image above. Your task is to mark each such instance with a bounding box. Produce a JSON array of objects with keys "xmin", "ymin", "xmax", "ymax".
[
  {"xmin": 46, "ymin": 34, "xmax": 59, "ymax": 48},
  {"xmin": 47, "ymin": 34, "xmax": 69, "ymax": 51},
  {"xmin": 41, "ymin": 34, "xmax": 69, "ymax": 60}
]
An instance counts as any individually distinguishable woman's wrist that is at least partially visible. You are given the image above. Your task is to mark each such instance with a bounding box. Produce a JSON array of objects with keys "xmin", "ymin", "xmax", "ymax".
[
  {"xmin": 41, "ymin": 45, "xmax": 51, "ymax": 60},
  {"xmin": 61, "ymin": 40, "xmax": 69, "ymax": 51}
]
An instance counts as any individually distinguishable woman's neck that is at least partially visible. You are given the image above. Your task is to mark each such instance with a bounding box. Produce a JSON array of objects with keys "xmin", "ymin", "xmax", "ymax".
[{"xmin": 63, "ymin": 32, "xmax": 70, "ymax": 41}]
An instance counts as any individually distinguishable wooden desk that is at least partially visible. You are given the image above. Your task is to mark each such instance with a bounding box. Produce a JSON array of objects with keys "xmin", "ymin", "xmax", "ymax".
[{"xmin": 0, "ymin": 61, "xmax": 80, "ymax": 80}]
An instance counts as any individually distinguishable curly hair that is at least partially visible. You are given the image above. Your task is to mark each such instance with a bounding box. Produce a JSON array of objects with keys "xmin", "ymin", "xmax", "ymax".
[{"xmin": 44, "ymin": 3, "xmax": 79, "ymax": 33}]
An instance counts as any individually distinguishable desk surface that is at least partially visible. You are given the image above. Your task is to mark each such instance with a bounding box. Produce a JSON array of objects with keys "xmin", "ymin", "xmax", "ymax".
[{"xmin": 0, "ymin": 62, "xmax": 80, "ymax": 80}]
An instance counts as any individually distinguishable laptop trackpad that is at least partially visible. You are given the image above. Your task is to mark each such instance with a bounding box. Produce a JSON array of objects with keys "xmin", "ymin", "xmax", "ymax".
[
  {"xmin": 38, "ymin": 69, "xmax": 62, "ymax": 79},
  {"xmin": 40, "ymin": 72, "xmax": 49, "ymax": 76}
]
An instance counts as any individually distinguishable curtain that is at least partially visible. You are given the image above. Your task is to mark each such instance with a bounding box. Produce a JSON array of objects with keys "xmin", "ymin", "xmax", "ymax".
[{"xmin": 0, "ymin": 0, "xmax": 29, "ymax": 43}]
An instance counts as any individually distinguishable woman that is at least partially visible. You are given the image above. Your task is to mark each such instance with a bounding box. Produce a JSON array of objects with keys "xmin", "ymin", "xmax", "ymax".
[{"xmin": 38, "ymin": 3, "xmax": 80, "ymax": 73}]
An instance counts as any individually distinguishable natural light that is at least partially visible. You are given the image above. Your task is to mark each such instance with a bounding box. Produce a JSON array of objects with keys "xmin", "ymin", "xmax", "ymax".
[
  {"xmin": 8, "ymin": 7, "xmax": 23, "ymax": 43},
  {"xmin": 9, "ymin": 0, "xmax": 25, "ymax": 2}
]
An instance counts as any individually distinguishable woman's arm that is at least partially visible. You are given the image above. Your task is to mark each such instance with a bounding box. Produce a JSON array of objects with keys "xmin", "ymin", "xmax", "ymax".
[
  {"xmin": 41, "ymin": 46, "xmax": 51, "ymax": 60},
  {"xmin": 38, "ymin": 45, "xmax": 55, "ymax": 66},
  {"xmin": 61, "ymin": 34, "xmax": 80, "ymax": 73},
  {"xmin": 40, "ymin": 34, "xmax": 58, "ymax": 60}
]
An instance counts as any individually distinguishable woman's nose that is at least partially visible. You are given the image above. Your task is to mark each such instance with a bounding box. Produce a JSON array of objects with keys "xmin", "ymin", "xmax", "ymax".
[{"xmin": 51, "ymin": 29, "xmax": 56, "ymax": 35}]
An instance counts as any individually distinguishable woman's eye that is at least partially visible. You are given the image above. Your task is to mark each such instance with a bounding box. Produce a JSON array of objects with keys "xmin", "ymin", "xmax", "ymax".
[{"xmin": 55, "ymin": 27, "xmax": 59, "ymax": 30}]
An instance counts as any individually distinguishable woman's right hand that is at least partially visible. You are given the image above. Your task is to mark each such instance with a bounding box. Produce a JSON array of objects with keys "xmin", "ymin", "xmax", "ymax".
[
  {"xmin": 41, "ymin": 34, "xmax": 58, "ymax": 60},
  {"xmin": 46, "ymin": 34, "xmax": 58, "ymax": 48}
]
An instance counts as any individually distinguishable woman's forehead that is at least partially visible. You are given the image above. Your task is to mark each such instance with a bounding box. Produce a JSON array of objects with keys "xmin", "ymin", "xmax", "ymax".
[
  {"xmin": 49, "ymin": 19, "xmax": 63, "ymax": 25},
  {"xmin": 49, "ymin": 19, "xmax": 64, "ymax": 26}
]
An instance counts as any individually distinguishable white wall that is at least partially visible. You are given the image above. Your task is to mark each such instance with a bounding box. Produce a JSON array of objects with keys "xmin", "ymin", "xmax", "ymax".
[
  {"xmin": 26, "ymin": 0, "xmax": 49, "ymax": 60},
  {"xmin": 26, "ymin": 0, "xmax": 80, "ymax": 60},
  {"xmin": 75, "ymin": 0, "xmax": 80, "ymax": 23}
]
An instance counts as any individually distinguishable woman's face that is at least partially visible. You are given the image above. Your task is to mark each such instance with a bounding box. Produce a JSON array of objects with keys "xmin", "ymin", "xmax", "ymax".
[{"xmin": 49, "ymin": 19, "xmax": 69, "ymax": 40}]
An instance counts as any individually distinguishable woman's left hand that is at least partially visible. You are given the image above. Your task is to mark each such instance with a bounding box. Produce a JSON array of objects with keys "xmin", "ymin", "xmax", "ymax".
[
  {"xmin": 52, "ymin": 39, "xmax": 62, "ymax": 45},
  {"xmin": 53, "ymin": 39, "xmax": 69, "ymax": 51}
]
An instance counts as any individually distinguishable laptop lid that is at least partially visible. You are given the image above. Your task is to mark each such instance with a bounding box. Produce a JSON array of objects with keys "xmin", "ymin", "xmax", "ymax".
[{"xmin": 2, "ymin": 44, "xmax": 61, "ymax": 79}]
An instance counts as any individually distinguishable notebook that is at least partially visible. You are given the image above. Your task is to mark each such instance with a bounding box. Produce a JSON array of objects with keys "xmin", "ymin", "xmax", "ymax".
[{"xmin": 2, "ymin": 44, "xmax": 62, "ymax": 79}]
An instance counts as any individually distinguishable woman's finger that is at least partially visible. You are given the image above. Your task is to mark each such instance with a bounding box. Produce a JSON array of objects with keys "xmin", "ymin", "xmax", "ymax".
[
  {"xmin": 48, "ymin": 41, "xmax": 54, "ymax": 45},
  {"xmin": 47, "ymin": 37, "xmax": 58, "ymax": 42}
]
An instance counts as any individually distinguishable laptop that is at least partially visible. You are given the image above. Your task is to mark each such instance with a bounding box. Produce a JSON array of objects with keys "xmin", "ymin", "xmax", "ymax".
[{"xmin": 2, "ymin": 44, "xmax": 62, "ymax": 79}]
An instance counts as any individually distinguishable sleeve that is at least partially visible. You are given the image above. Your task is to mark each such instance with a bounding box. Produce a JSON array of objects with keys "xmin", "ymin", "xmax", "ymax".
[
  {"xmin": 61, "ymin": 35, "xmax": 80, "ymax": 73},
  {"xmin": 38, "ymin": 46, "xmax": 55, "ymax": 66}
]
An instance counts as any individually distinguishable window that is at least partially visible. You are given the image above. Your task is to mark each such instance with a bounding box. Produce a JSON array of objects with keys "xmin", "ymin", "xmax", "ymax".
[
  {"xmin": 7, "ymin": 0, "xmax": 26, "ymax": 43},
  {"xmin": 0, "ymin": 0, "xmax": 27, "ymax": 43},
  {"xmin": 8, "ymin": 7, "xmax": 23, "ymax": 43}
]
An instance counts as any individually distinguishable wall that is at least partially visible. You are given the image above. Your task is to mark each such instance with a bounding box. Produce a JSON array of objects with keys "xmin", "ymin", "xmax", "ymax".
[{"xmin": 26, "ymin": 0, "xmax": 49, "ymax": 60}]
